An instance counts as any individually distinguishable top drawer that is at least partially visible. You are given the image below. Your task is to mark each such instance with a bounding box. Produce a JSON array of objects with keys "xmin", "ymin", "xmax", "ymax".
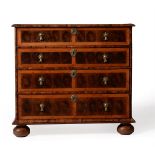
[{"xmin": 16, "ymin": 28, "xmax": 130, "ymax": 47}]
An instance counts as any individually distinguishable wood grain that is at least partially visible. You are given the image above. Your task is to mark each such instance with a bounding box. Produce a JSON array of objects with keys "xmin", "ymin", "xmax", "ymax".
[
  {"xmin": 13, "ymin": 24, "xmax": 135, "ymax": 135},
  {"xmin": 18, "ymin": 94, "xmax": 129, "ymax": 120}
]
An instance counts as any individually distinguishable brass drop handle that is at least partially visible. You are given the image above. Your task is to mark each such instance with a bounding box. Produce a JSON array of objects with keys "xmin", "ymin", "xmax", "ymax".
[
  {"xmin": 38, "ymin": 76, "xmax": 44, "ymax": 86},
  {"xmin": 38, "ymin": 32, "xmax": 44, "ymax": 41},
  {"xmin": 103, "ymin": 32, "xmax": 108, "ymax": 40},
  {"xmin": 103, "ymin": 102, "xmax": 109, "ymax": 112},
  {"xmin": 102, "ymin": 53, "xmax": 108, "ymax": 63},
  {"xmin": 40, "ymin": 103, "xmax": 45, "ymax": 112},
  {"xmin": 38, "ymin": 53, "xmax": 43, "ymax": 63},
  {"xmin": 103, "ymin": 76, "xmax": 108, "ymax": 85}
]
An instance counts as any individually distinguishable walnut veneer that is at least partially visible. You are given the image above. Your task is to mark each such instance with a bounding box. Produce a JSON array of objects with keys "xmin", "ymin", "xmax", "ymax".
[{"xmin": 13, "ymin": 24, "xmax": 135, "ymax": 137}]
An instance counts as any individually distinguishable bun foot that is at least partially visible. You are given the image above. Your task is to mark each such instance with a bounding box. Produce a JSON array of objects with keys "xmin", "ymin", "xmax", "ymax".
[
  {"xmin": 117, "ymin": 123, "xmax": 134, "ymax": 135},
  {"xmin": 13, "ymin": 125, "xmax": 30, "ymax": 137}
]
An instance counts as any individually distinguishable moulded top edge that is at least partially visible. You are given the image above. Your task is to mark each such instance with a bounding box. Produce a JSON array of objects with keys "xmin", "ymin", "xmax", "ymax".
[{"xmin": 12, "ymin": 24, "xmax": 135, "ymax": 28}]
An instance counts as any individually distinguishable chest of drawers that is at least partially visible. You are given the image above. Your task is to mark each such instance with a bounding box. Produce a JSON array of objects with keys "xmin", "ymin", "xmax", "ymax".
[{"xmin": 12, "ymin": 24, "xmax": 135, "ymax": 137}]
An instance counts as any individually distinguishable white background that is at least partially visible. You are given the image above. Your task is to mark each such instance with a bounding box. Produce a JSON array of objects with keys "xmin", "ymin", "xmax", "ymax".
[{"xmin": 0, "ymin": 0, "xmax": 155, "ymax": 154}]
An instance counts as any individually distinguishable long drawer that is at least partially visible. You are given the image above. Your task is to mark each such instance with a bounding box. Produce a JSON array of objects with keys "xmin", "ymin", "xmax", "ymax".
[
  {"xmin": 18, "ymin": 69, "xmax": 129, "ymax": 93},
  {"xmin": 18, "ymin": 94, "xmax": 130, "ymax": 119},
  {"xmin": 17, "ymin": 28, "xmax": 130, "ymax": 47},
  {"xmin": 17, "ymin": 48, "xmax": 130, "ymax": 69}
]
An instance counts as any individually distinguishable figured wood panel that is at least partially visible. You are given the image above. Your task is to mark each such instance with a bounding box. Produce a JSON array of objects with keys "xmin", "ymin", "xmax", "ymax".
[
  {"xmin": 75, "ymin": 28, "xmax": 130, "ymax": 45},
  {"xmin": 21, "ymin": 98, "xmax": 73, "ymax": 116},
  {"xmin": 18, "ymin": 71, "xmax": 72, "ymax": 90},
  {"xmin": 76, "ymin": 96, "xmax": 128, "ymax": 116},
  {"xmin": 18, "ymin": 69, "xmax": 129, "ymax": 93},
  {"xmin": 21, "ymin": 52, "xmax": 71, "ymax": 64},
  {"xmin": 17, "ymin": 27, "xmax": 130, "ymax": 47},
  {"xmin": 18, "ymin": 48, "xmax": 73, "ymax": 69},
  {"xmin": 17, "ymin": 48, "xmax": 130, "ymax": 69},
  {"xmin": 76, "ymin": 69, "xmax": 129, "ymax": 91},
  {"xmin": 17, "ymin": 28, "xmax": 73, "ymax": 47},
  {"xmin": 18, "ymin": 94, "xmax": 129, "ymax": 120},
  {"xmin": 76, "ymin": 48, "xmax": 129, "ymax": 66}
]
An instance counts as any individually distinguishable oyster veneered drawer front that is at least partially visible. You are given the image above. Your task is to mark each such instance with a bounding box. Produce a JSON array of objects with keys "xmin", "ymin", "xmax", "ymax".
[
  {"xmin": 76, "ymin": 69, "xmax": 129, "ymax": 91},
  {"xmin": 18, "ymin": 94, "xmax": 129, "ymax": 119},
  {"xmin": 17, "ymin": 48, "xmax": 129, "ymax": 69},
  {"xmin": 76, "ymin": 48, "xmax": 129, "ymax": 66},
  {"xmin": 17, "ymin": 28, "xmax": 72, "ymax": 46},
  {"xmin": 18, "ymin": 69, "xmax": 129, "ymax": 92},
  {"xmin": 17, "ymin": 28, "xmax": 130, "ymax": 46},
  {"xmin": 18, "ymin": 48, "xmax": 72, "ymax": 68},
  {"xmin": 19, "ymin": 95, "xmax": 74, "ymax": 119},
  {"xmin": 18, "ymin": 70, "xmax": 72, "ymax": 91},
  {"xmin": 76, "ymin": 94, "xmax": 129, "ymax": 118},
  {"xmin": 75, "ymin": 28, "xmax": 130, "ymax": 45}
]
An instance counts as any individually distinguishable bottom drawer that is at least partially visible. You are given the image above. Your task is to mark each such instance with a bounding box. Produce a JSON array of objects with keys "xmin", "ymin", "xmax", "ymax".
[{"xmin": 18, "ymin": 94, "xmax": 130, "ymax": 119}]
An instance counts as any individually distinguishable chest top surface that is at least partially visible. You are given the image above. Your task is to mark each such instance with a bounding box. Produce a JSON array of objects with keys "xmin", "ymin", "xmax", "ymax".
[{"xmin": 12, "ymin": 24, "xmax": 135, "ymax": 28}]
